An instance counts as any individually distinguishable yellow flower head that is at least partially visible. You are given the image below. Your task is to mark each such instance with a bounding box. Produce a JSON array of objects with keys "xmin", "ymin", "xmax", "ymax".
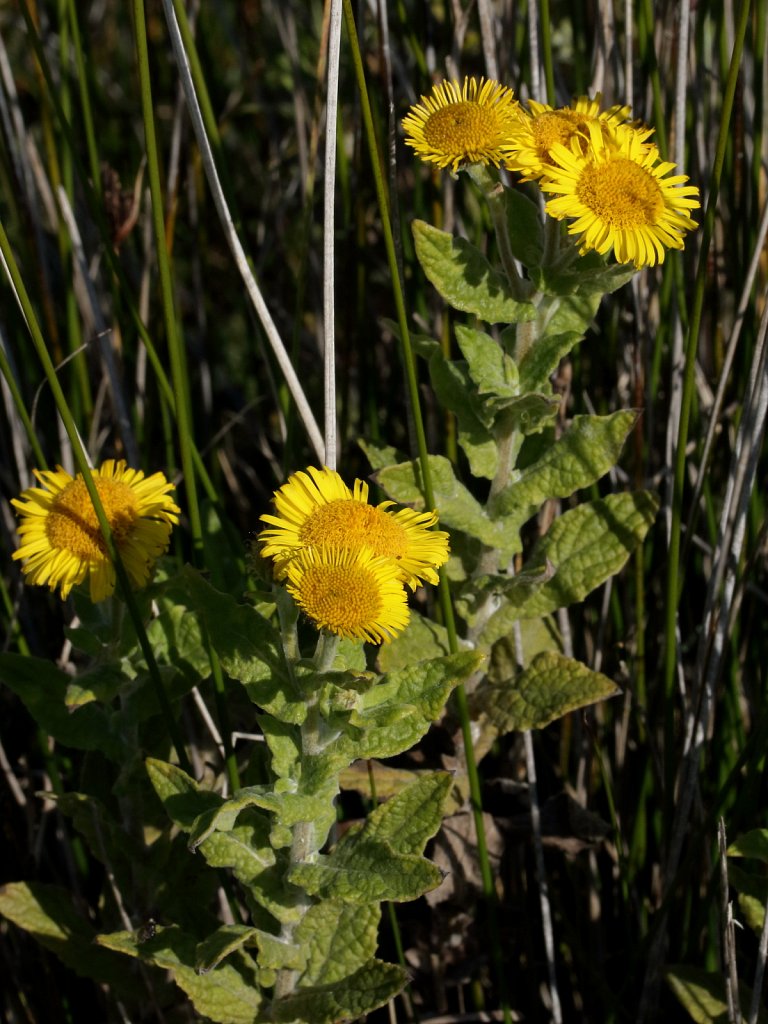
[
  {"xmin": 539, "ymin": 122, "xmax": 700, "ymax": 268},
  {"xmin": 259, "ymin": 466, "xmax": 449, "ymax": 591},
  {"xmin": 503, "ymin": 95, "xmax": 641, "ymax": 181},
  {"xmin": 12, "ymin": 460, "xmax": 180, "ymax": 602},
  {"xmin": 402, "ymin": 76, "xmax": 519, "ymax": 173},
  {"xmin": 284, "ymin": 546, "xmax": 410, "ymax": 644}
]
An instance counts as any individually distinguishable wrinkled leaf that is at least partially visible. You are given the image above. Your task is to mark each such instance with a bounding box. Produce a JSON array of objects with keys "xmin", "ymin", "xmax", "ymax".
[
  {"xmin": 517, "ymin": 329, "xmax": 582, "ymax": 394},
  {"xmin": 290, "ymin": 835, "xmax": 442, "ymax": 903},
  {"xmin": 339, "ymin": 761, "xmax": 428, "ymax": 801},
  {"xmin": 180, "ymin": 568, "xmax": 302, "ymax": 721},
  {"xmin": 426, "ymin": 349, "xmax": 497, "ymax": 478},
  {"xmin": 481, "ymin": 491, "xmax": 658, "ymax": 642},
  {"xmin": 491, "ymin": 392, "xmax": 561, "ymax": 434},
  {"xmin": 146, "ymin": 758, "xmax": 223, "ymax": 830},
  {"xmin": 413, "ymin": 220, "xmax": 536, "ymax": 324},
  {"xmin": 361, "ymin": 772, "xmax": 453, "ymax": 855},
  {"xmin": 504, "ymin": 186, "xmax": 544, "ymax": 267},
  {"xmin": 196, "ymin": 924, "xmax": 261, "ymax": 973},
  {"xmin": 97, "ymin": 926, "xmax": 262, "ymax": 1024},
  {"xmin": 296, "ymin": 901, "xmax": 380, "ymax": 987},
  {"xmin": 473, "ymin": 651, "xmax": 619, "ymax": 733},
  {"xmin": 377, "ymin": 609, "xmax": 451, "ymax": 672},
  {"xmin": 487, "ymin": 620, "xmax": 561, "ymax": 679},
  {"xmin": 492, "ymin": 411, "xmax": 639, "ymax": 525},
  {"xmin": 272, "ymin": 959, "xmax": 406, "ymax": 1024},
  {"xmin": 454, "ymin": 324, "xmax": 518, "ymax": 397},
  {"xmin": 347, "ymin": 651, "xmax": 482, "ymax": 760}
]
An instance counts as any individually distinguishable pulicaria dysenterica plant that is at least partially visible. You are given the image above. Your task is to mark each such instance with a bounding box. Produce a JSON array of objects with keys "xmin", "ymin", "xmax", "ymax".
[{"xmin": 0, "ymin": 57, "xmax": 706, "ymax": 1023}]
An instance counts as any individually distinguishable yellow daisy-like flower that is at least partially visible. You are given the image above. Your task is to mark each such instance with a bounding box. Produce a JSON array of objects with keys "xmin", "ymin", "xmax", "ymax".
[
  {"xmin": 402, "ymin": 76, "xmax": 519, "ymax": 173},
  {"xmin": 12, "ymin": 460, "xmax": 180, "ymax": 602},
  {"xmin": 539, "ymin": 122, "xmax": 700, "ymax": 268},
  {"xmin": 503, "ymin": 95, "xmax": 641, "ymax": 181},
  {"xmin": 259, "ymin": 466, "xmax": 449, "ymax": 590},
  {"xmin": 284, "ymin": 546, "xmax": 410, "ymax": 644}
]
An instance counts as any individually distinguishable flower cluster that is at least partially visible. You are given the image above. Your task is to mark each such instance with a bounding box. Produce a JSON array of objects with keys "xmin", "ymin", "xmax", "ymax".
[
  {"xmin": 258, "ymin": 466, "xmax": 450, "ymax": 644},
  {"xmin": 402, "ymin": 77, "xmax": 700, "ymax": 268},
  {"xmin": 12, "ymin": 460, "xmax": 180, "ymax": 602}
]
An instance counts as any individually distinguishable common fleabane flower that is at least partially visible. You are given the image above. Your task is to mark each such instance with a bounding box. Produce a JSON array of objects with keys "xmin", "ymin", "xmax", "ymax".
[
  {"xmin": 284, "ymin": 546, "xmax": 410, "ymax": 644},
  {"xmin": 502, "ymin": 95, "xmax": 640, "ymax": 181},
  {"xmin": 539, "ymin": 122, "xmax": 700, "ymax": 268},
  {"xmin": 259, "ymin": 466, "xmax": 449, "ymax": 590},
  {"xmin": 402, "ymin": 76, "xmax": 519, "ymax": 173},
  {"xmin": 12, "ymin": 460, "xmax": 180, "ymax": 602}
]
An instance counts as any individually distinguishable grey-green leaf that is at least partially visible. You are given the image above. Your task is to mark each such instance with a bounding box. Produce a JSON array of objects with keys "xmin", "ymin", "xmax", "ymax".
[
  {"xmin": 196, "ymin": 924, "xmax": 261, "ymax": 973},
  {"xmin": 362, "ymin": 772, "xmax": 453, "ymax": 855},
  {"xmin": 426, "ymin": 348, "xmax": 497, "ymax": 478},
  {"xmin": 474, "ymin": 651, "xmax": 619, "ymax": 733},
  {"xmin": 482, "ymin": 491, "xmax": 658, "ymax": 643},
  {"xmin": 289, "ymin": 837, "xmax": 443, "ymax": 903},
  {"xmin": 97, "ymin": 926, "xmax": 262, "ymax": 1024},
  {"xmin": 413, "ymin": 220, "xmax": 536, "ymax": 324},
  {"xmin": 377, "ymin": 609, "xmax": 451, "ymax": 673},
  {"xmin": 296, "ymin": 901, "xmax": 380, "ymax": 986},
  {"xmin": 271, "ymin": 959, "xmax": 406, "ymax": 1024},
  {"xmin": 181, "ymin": 566, "xmax": 282, "ymax": 684},
  {"xmin": 492, "ymin": 411, "xmax": 639, "ymax": 526},
  {"xmin": 146, "ymin": 758, "xmax": 223, "ymax": 830},
  {"xmin": 454, "ymin": 324, "xmax": 518, "ymax": 397}
]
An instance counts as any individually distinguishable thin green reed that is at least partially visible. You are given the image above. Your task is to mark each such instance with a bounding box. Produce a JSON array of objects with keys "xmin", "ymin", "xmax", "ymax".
[
  {"xmin": 0, "ymin": 217, "xmax": 191, "ymax": 775},
  {"xmin": 341, "ymin": 4, "xmax": 511, "ymax": 1020},
  {"xmin": 57, "ymin": 0, "xmax": 92, "ymax": 423},
  {"xmin": 662, "ymin": 0, "xmax": 750, "ymax": 795},
  {"xmin": 65, "ymin": 0, "xmax": 102, "ymax": 201},
  {"xmin": 133, "ymin": 0, "xmax": 240, "ymax": 792},
  {"xmin": 538, "ymin": 0, "xmax": 556, "ymax": 105},
  {"xmin": 132, "ymin": 0, "xmax": 202, "ymax": 559},
  {"xmin": 17, "ymin": 0, "xmax": 222, "ymax": 509}
]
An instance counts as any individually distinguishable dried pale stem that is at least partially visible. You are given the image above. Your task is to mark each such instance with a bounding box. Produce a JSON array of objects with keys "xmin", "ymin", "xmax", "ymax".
[
  {"xmin": 718, "ymin": 820, "xmax": 740, "ymax": 1024},
  {"xmin": 323, "ymin": 0, "xmax": 343, "ymax": 470},
  {"xmin": 159, "ymin": 0, "xmax": 324, "ymax": 460}
]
